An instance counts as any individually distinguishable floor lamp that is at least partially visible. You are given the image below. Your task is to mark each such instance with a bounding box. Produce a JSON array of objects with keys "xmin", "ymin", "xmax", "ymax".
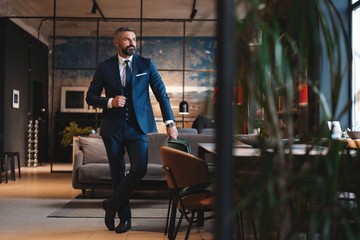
[{"xmin": 179, "ymin": 21, "xmax": 189, "ymax": 128}]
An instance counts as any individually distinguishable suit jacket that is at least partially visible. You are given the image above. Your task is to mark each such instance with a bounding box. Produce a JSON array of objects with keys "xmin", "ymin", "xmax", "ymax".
[{"xmin": 86, "ymin": 54, "xmax": 175, "ymax": 137}]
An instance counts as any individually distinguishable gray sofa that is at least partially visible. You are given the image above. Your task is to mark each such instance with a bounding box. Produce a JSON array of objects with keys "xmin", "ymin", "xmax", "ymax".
[{"xmin": 72, "ymin": 132, "xmax": 214, "ymax": 196}]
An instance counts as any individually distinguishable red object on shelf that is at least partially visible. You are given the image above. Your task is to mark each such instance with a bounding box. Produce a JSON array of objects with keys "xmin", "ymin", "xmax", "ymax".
[
  {"xmin": 214, "ymin": 82, "xmax": 243, "ymax": 105},
  {"xmin": 298, "ymin": 83, "xmax": 308, "ymax": 106},
  {"xmin": 237, "ymin": 83, "xmax": 243, "ymax": 105},
  {"xmin": 212, "ymin": 86, "xmax": 218, "ymax": 104}
]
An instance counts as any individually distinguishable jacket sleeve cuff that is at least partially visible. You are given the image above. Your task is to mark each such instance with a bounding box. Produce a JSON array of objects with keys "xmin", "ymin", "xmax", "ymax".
[{"xmin": 107, "ymin": 98, "xmax": 113, "ymax": 108}]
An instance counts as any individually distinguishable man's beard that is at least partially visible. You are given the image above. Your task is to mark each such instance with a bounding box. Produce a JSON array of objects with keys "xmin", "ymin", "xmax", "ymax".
[{"xmin": 122, "ymin": 45, "xmax": 136, "ymax": 56}]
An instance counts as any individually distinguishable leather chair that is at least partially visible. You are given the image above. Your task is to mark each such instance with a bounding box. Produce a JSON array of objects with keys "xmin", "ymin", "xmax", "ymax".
[
  {"xmin": 160, "ymin": 146, "xmax": 214, "ymax": 240},
  {"xmin": 164, "ymin": 139, "xmax": 192, "ymax": 237},
  {"xmin": 177, "ymin": 128, "xmax": 198, "ymax": 135},
  {"xmin": 199, "ymin": 128, "xmax": 215, "ymax": 135}
]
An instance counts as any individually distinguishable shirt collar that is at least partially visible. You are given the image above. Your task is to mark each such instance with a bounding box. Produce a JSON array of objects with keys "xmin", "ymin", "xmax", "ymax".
[{"xmin": 118, "ymin": 55, "xmax": 133, "ymax": 65}]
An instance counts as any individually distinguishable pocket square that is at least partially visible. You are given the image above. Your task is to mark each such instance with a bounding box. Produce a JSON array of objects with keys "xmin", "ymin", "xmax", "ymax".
[{"xmin": 136, "ymin": 72, "xmax": 147, "ymax": 77}]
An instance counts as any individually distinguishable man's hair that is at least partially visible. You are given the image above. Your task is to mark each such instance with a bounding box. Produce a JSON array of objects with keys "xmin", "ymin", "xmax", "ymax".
[{"xmin": 114, "ymin": 27, "xmax": 136, "ymax": 36}]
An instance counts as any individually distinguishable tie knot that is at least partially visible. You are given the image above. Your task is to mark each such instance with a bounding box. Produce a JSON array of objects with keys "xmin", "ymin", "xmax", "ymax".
[{"xmin": 125, "ymin": 60, "xmax": 130, "ymax": 65}]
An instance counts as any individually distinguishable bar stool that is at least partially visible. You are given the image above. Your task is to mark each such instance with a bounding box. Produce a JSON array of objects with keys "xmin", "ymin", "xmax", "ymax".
[
  {"xmin": 0, "ymin": 152, "xmax": 21, "ymax": 183},
  {"xmin": 0, "ymin": 154, "xmax": 7, "ymax": 183}
]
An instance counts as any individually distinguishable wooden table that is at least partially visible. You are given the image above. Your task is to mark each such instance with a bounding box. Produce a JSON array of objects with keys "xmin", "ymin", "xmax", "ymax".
[
  {"xmin": 198, "ymin": 142, "xmax": 329, "ymax": 160},
  {"xmin": 198, "ymin": 141, "xmax": 359, "ymax": 238},
  {"xmin": 198, "ymin": 142, "xmax": 333, "ymax": 179}
]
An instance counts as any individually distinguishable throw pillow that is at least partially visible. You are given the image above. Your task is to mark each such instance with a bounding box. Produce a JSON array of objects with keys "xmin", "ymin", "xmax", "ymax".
[{"xmin": 78, "ymin": 136, "xmax": 108, "ymax": 164}]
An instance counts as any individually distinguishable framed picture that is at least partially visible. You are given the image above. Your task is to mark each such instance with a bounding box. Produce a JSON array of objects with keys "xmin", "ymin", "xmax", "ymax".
[
  {"xmin": 61, "ymin": 86, "xmax": 89, "ymax": 112},
  {"xmin": 60, "ymin": 86, "xmax": 100, "ymax": 113},
  {"xmin": 12, "ymin": 89, "xmax": 20, "ymax": 109}
]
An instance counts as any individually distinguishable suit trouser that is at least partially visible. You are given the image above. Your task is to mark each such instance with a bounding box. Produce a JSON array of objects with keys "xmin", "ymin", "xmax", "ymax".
[{"xmin": 102, "ymin": 120, "xmax": 148, "ymax": 221}]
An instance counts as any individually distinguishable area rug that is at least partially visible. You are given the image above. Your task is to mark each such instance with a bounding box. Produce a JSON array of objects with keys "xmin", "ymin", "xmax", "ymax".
[{"xmin": 48, "ymin": 199, "xmax": 170, "ymax": 218}]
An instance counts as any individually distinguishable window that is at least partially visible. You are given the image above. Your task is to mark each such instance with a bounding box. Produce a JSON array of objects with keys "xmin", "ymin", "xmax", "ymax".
[{"xmin": 352, "ymin": 1, "xmax": 360, "ymax": 129}]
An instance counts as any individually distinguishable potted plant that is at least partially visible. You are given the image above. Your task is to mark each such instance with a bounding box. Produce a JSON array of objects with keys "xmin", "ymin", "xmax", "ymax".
[
  {"xmin": 59, "ymin": 121, "xmax": 94, "ymax": 147},
  {"xmin": 232, "ymin": 0, "xmax": 355, "ymax": 239}
]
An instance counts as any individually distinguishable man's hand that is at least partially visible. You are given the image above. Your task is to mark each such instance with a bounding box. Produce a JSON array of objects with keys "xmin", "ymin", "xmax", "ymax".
[
  {"xmin": 111, "ymin": 95, "xmax": 127, "ymax": 108},
  {"xmin": 166, "ymin": 125, "xmax": 178, "ymax": 140}
]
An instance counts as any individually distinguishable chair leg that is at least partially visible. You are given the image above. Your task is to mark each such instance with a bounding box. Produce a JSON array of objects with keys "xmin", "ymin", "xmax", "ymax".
[
  {"xmin": 197, "ymin": 210, "xmax": 204, "ymax": 226},
  {"xmin": 235, "ymin": 209, "xmax": 257, "ymax": 240},
  {"xmin": 168, "ymin": 196, "xmax": 178, "ymax": 240},
  {"xmin": 164, "ymin": 195, "xmax": 172, "ymax": 235},
  {"xmin": 185, "ymin": 212, "xmax": 195, "ymax": 240},
  {"xmin": 248, "ymin": 207, "xmax": 258, "ymax": 240},
  {"xmin": 174, "ymin": 213, "xmax": 184, "ymax": 239},
  {"xmin": 235, "ymin": 211, "xmax": 244, "ymax": 240},
  {"xmin": 252, "ymin": 219, "xmax": 257, "ymax": 240}
]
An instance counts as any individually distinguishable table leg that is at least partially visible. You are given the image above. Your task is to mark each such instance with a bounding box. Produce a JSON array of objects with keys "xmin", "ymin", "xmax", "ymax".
[
  {"xmin": 198, "ymin": 146, "xmax": 206, "ymax": 160},
  {"xmin": 4, "ymin": 154, "xmax": 8, "ymax": 183},
  {"xmin": 10, "ymin": 156, "xmax": 15, "ymax": 180},
  {"xmin": 197, "ymin": 211, "xmax": 204, "ymax": 227},
  {"xmin": 17, "ymin": 153, "xmax": 21, "ymax": 178}
]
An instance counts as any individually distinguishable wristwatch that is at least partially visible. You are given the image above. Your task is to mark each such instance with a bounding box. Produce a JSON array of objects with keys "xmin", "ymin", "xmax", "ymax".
[{"xmin": 166, "ymin": 122, "xmax": 174, "ymax": 128}]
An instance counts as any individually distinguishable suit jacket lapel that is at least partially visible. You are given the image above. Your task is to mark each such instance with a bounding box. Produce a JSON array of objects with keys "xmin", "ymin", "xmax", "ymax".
[
  {"xmin": 131, "ymin": 55, "xmax": 139, "ymax": 85},
  {"xmin": 111, "ymin": 56, "xmax": 124, "ymax": 95}
]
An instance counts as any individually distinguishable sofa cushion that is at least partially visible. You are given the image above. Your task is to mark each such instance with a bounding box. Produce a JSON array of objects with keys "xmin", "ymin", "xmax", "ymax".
[
  {"xmin": 147, "ymin": 133, "xmax": 168, "ymax": 165},
  {"xmin": 142, "ymin": 163, "xmax": 165, "ymax": 181},
  {"xmin": 78, "ymin": 163, "xmax": 164, "ymax": 183},
  {"xmin": 78, "ymin": 136, "xmax": 108, "ymax": 164},
  {"xmin": 78, "ymin": 163, "xmax": 111, "ymax": 183}
]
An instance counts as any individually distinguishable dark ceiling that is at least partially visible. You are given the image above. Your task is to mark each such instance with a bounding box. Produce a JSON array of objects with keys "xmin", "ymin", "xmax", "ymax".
[{"xmin": 1, "ymin": 0, "xmax": 217, "ymax": 45}]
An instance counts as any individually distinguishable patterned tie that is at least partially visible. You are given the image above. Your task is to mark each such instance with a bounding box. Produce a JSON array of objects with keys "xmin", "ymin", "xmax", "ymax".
[{"xmin": 124, "ymin": 60, "xmax": 131, "ymax": 87}]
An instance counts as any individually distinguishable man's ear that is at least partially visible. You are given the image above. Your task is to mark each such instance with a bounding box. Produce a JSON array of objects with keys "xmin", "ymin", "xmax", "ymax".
[{"xmin": 113, "ymin": 39, "xmax": 118, "ymax": 46}]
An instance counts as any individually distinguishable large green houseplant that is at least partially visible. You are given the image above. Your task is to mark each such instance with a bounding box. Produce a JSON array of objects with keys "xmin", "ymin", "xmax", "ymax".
[
  {"xmin": 232, "ymin": 0, "xmax": 357, "ymax": 239},
  {"xmin": 59, "ymin": 121, "xmax": 94, "ymax": 147}
]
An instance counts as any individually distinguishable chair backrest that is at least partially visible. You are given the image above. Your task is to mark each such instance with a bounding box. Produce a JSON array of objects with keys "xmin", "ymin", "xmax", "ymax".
[
  {"xmin": 167, "ymin": 139, "xmax": 191, "ymax": 153},
  {"xmin": 160, "ymin": 146, "xmax": 209, "ymax": 189}
]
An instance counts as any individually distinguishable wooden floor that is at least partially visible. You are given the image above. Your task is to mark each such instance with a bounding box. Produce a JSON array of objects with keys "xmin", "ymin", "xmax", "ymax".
[{"xmin": 0, "ymin": 164, "xmax": 214, "ymax": 240}]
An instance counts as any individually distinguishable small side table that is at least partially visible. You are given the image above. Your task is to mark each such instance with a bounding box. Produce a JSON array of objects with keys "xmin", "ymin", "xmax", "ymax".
[{"xmin": 0, "ymin": 152, "xmax": 21, "ymax": 183}]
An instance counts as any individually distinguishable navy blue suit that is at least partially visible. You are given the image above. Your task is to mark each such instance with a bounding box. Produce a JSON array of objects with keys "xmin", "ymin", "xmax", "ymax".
[{"xmin": 86, "ymin": 54, "xmax": 175, "ymax": 221}]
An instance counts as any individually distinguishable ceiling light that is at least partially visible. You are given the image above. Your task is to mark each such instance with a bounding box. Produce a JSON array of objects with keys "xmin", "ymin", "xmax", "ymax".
[
  {"xmin": 190, "ymin": 9, "xmax": 197, "ymax": 19},
  {"xmin": 190, "ymin": 0, "xmax": 197, "ymax": 20},
  {"xmin": 179, "ymin": 101, "xmax": 189, "ymax": 115}
]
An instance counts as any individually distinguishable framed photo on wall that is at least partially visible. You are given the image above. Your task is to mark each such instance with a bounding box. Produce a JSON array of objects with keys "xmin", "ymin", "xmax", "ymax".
[
  {"xmin": 12, "ymin": 89, "xmax": 20, "ymax": 109},
  {"xmin": 61, "ymin": 86, "xmax": 89, "ymax": 112},
  {"xmin": 60, "ymin": 86, "xmax": 100, "ymax": 112}
]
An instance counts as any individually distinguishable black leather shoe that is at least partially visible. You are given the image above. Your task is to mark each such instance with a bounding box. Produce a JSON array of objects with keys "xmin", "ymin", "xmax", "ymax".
[
  {"xmin": 102, "ymin": 200, "xmax": 116, "ymax": 231},
  {"xmin": 115, "ymin": 220, "xmax": 131, "ymax": 233}
]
